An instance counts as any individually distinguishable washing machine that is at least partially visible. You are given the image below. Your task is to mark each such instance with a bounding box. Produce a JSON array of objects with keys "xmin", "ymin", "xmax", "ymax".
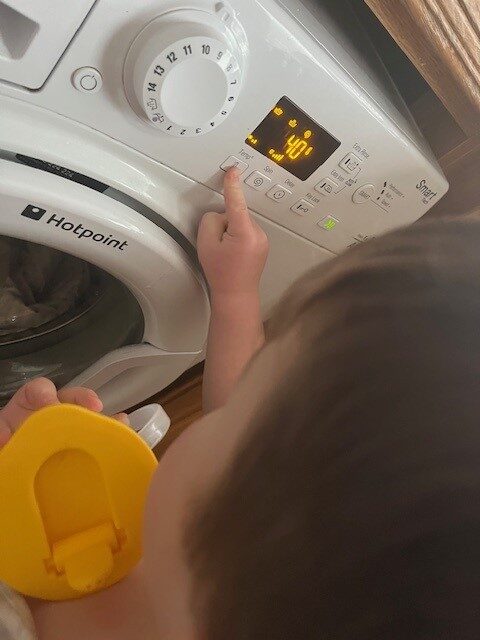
[{"xmin": 0, "ymin": 0, "xmax": 448, "ymax": 413}]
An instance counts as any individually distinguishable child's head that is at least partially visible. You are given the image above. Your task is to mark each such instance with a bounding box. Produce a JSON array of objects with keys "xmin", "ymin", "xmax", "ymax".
[{"xmin": 144, "ymin": 217, "xmax": 480, "ymax": 638}]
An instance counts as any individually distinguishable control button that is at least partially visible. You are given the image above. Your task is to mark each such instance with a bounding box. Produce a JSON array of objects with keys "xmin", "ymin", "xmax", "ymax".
[
  {"xmin": 348, "ymin": 234, "xmax": 374, "ymax": 248},
  {"xmin": 338, "ymin": 152, "xmax": 361, "ymax": 173},
  {"xmin": 353, "ymin": 233, "xmax": 374, "ymax": 243},
  {"xmin": 352, "ymin": 184, "xmax": 375, "ymax": 204},
  {"xmin": 290, "ymin": 199, "xmax": 314, "ymax": 216},
  {"xmin": 244, "ymin": 171, "xmax": 271, "ymax": 191},
  {"xmin": 318, "ymin": 215, "xmax": 339, "ymax": 231},
  {"xmin": 220, "ymin": 156, "xmax": 248, "ymax": 174},
  {"xmin": 72, "ymin": 67, "xmax": 103, "ymax": 93},
  {"xmin": 266, "ymin": 185, "xmax": 292, "ymax": 202},
  {"xmin": 314, "ymin": 177, "xmax": 338, "ymax": 196}
]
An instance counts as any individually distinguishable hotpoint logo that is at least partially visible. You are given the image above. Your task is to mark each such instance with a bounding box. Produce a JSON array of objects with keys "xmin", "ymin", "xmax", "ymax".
[
  {"xmin": 20, "ymin": 205, "xmax": 128, "ymax": 252},
  {"xmin": 21, "ymin": 204, "xmax": 47, "ymax": 220}
]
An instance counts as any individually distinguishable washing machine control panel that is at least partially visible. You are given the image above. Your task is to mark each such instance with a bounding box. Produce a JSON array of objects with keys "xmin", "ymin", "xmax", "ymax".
[
  {"xmin": 0, "ymin": 0, "xmax": 448, "ymax": 256},
  {"xmin": 124, "ymin": 8, "xmax": 243, "ymax": 137}
]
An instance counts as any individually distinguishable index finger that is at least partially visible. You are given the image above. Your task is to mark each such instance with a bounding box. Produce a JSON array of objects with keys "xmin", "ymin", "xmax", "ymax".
[{"xmin": 223, "ymin": 167, "xmax": 252, "ymax": 236}]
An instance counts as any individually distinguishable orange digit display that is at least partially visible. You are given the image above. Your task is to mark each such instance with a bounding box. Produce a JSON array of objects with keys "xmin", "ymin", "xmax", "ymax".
[
  {"xmin": 245, "ymin": 96, "xmax": 340, "ymax": 181},
  {"xmin": 285, "ymin": 134, "xmax": 311, "ymax": 160}
]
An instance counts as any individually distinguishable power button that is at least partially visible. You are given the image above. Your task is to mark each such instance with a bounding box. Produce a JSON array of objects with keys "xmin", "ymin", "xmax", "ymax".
[{"xmin": 72, "ymin": 67, "xmax": 103, "ymax": 93}]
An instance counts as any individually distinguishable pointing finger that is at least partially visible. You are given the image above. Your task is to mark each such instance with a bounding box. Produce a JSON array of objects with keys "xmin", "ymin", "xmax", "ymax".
[{"xmin": 223, "ymin": 167, "xmax": 252, "ymax": 237}]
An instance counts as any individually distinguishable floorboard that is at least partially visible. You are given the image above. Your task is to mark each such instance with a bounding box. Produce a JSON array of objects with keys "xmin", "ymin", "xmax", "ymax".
[{"xmin": 131, "ymin": 364, "xmax": 204, "ymax": 459}]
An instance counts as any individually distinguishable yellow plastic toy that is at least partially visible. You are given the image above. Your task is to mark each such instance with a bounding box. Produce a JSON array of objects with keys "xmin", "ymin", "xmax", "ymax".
[{"xmin": 0, "ymin": 404, "xmax": 157, "ymax": 601}]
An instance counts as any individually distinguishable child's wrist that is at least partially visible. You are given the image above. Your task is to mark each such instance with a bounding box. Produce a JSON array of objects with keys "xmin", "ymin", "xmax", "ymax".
[{"xmin": 210, "ymin": 290, "xmax": 261, "ymax": 315}]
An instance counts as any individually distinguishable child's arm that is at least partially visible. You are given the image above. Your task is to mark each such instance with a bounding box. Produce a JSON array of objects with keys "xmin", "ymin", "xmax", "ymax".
[{"xmin": 197, "ymin": 168, "xmax": 269, "ymax": 412}]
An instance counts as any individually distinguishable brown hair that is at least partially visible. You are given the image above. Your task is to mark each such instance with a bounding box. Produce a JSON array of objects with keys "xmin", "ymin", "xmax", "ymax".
[{"xmin": 187, "ymin": 217, "xmax": 480, "ymax": 639}]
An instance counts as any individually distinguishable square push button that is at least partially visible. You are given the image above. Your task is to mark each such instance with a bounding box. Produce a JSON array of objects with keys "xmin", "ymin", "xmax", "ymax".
[
  {"xmin": 220, "ymin": 156, "xmax": 248, "ymax": 174},
  {"xmin": 338, "ymin": 153, "xmax": 361, "ymax": 173},
  {"xmin": 318, "ymin": 215, "xmax": 339, "ymax": 231},
  {"xmin": 266, "ymin": 185, "xmax": 292, "ymax": 202},
  {"xmin": 244, "ymin": 171, "xmax": 271, "ymax": 191},
  {"xmin": 314, "ymin": 177, "xmax": 338, "ymax": 196},
  {"xmin": 290, "ymin": 199, "xmax": 314, "ymax": 216}
]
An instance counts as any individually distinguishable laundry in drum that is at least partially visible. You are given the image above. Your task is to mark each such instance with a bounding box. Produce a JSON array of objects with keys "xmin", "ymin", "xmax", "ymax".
[
  {"xmin": 0, "ymin": 236, "xmax": 92, "ymax": 337},
  {"xmin": 0, "ymin": 236, "xmax": 144, "ymax": 404}
]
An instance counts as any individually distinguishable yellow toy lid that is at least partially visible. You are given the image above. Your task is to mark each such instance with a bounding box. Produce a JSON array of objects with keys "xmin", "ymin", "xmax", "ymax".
[{"xmin": 0, "ymin": 404, "xmax": 157, "ymax": 601}]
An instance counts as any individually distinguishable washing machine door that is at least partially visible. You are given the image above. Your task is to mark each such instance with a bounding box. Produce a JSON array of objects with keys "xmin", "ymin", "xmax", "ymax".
[{"xmin": 0, "ymin": 158, "xmax": 209, "ymax": 412}]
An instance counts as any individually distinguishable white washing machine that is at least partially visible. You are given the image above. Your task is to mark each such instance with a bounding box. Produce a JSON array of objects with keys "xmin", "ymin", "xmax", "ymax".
[{"xmin": 0, "ymin": 0, "xmax": 448, "ymax": 413}]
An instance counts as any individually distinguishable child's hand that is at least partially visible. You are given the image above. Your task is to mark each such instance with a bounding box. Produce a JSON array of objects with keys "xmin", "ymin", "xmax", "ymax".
[
  {"xmin": 197, "ymin": 168, "xmax": 269, "ymax": 300},
  {"xmin": 0, "ymin": 378, "xmax": 104, "ymax": 448}
]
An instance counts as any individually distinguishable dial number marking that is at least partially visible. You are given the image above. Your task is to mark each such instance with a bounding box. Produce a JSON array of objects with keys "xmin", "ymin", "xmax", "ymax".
[{"xmin": 142, "ymin": 36, "xmax": 241, "ymax": 137}]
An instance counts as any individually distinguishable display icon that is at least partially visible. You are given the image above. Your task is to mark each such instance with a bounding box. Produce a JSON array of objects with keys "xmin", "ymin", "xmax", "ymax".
[
  {"xmin": 318, "ymin": 216, "xmax": 338, "ymax": 231},
  {"xmin": 245, "ymin": 96, "xmax": 340, "ymax": 180}
]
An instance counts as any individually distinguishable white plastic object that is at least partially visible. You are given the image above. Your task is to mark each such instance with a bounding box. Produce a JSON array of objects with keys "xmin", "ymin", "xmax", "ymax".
[
  {"xmin": 72, "ymin": 67, "xmax": 102, "ymax": 93},
  {"xmin": 123, "ymin": 8, "xmax": 243, "ymax": 136},
  {"xmin": 0, "ymin": 158, "xmax": 209, "ymax": 354},
  {"xmin": 128, "ymin": 404, "xmax": 171, "ymax": 449},
  {"xmin": 0, "ymin": 0, "xmax": 96, "ymax": 89}
]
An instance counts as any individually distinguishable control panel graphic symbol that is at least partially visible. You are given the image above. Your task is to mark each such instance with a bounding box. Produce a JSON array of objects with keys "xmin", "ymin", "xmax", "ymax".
[{"xmin": 21, "ymin": 205, "xmax": 46, "ymax": 221}]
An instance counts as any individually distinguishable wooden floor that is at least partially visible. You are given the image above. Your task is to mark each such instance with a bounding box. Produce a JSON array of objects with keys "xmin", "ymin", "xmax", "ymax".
[{"xmin": 132, "ymin": 364, "xmax": 204, "ymax": 459}]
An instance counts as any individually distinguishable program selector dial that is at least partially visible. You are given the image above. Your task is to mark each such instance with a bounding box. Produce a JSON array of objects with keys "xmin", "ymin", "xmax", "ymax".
[{"xmin": 124, "ymin": 7, "xmax": 244, "ymax": 137}]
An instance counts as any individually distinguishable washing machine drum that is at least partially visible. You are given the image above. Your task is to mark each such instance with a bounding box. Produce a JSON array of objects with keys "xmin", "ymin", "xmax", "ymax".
[
  {"xmin": 0, "ymin": 236, "xmax": 144, "ymax": 401},
  {"xmin": 0, "ymin": 158, "xmax": 209, "ymax": 412}
]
